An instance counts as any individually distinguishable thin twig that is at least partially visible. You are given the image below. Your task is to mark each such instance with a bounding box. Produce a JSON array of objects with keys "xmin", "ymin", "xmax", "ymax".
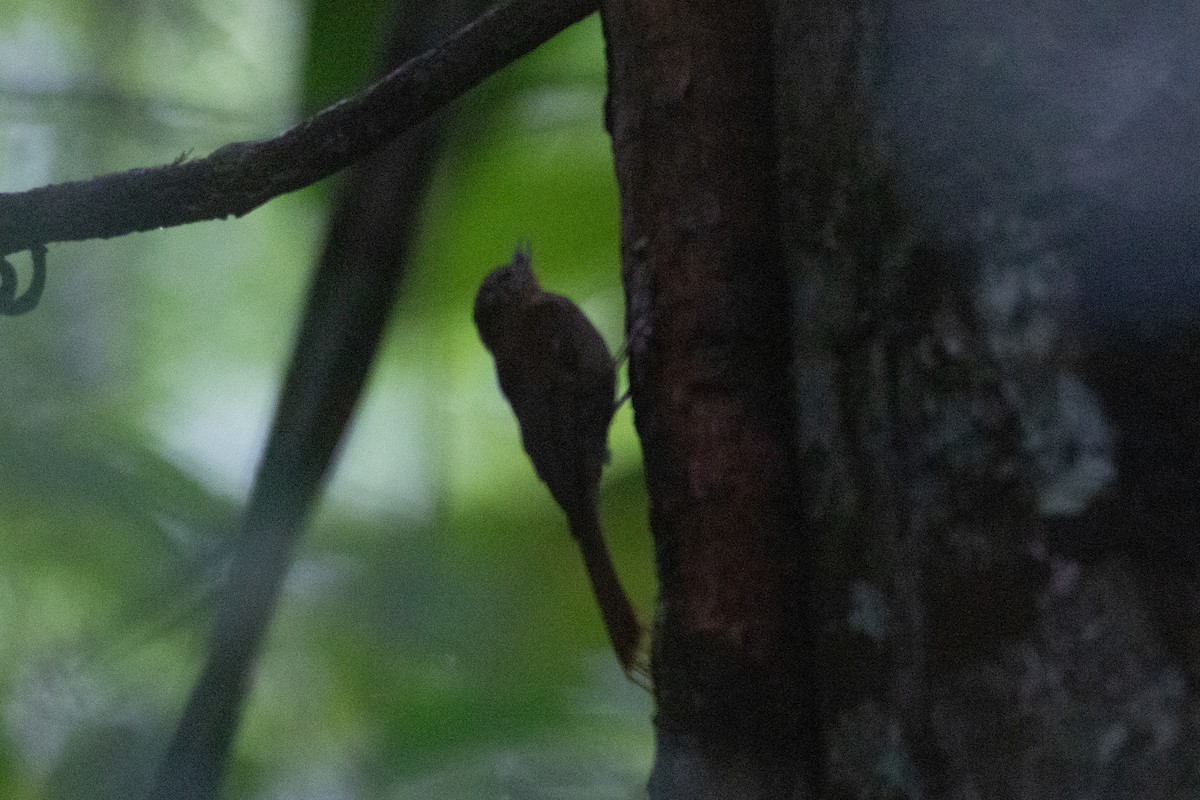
[{"xmin": 0, "ymin": 0, "xmax": 597, "ymax": 257}]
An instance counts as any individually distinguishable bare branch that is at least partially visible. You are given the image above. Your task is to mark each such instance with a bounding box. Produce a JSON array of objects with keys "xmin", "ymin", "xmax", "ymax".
[{"xmin": 0, "ymin": 0, "xmax": 597, "ymax": 257}]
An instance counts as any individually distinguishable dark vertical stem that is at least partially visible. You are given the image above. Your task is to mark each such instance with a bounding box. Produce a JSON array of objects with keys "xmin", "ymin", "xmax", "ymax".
[{"xmin": 145, "ymin": 3, "xmax": 478, "ymax": 797}]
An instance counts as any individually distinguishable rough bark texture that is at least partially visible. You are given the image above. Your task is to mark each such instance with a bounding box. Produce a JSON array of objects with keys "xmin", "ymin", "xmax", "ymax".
[
  {"xmin": 771, "ymin": 1, "xmax": 1200, "ymax": 799},
  {"xmin": 601, "ymin": 1, "xmax": 816, "ymax": 797},
  {"xmin": 603, "ymin": 0, "xmax": 1200, "ymax": 797}
]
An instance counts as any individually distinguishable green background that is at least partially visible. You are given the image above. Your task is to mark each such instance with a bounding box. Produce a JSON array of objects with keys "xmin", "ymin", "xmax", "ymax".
[{"xmin": 0, "ymin": 1, "xmax": 653, "ymax": 797}]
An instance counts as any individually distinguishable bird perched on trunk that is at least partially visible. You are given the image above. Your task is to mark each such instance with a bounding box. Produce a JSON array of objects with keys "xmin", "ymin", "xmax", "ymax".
[{"xmin": 473, "ymin": 245, "xmax": 646, "ymax": 682}]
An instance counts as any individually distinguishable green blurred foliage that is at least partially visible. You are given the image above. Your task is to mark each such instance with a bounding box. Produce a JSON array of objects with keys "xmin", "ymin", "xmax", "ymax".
[
  {"xmin": 0, "ymin": 1, "xmax": 652, "ymax": 797},
  {"xmin": 300, "ymin": 0, "xmax": 389, "ymax": 113}
]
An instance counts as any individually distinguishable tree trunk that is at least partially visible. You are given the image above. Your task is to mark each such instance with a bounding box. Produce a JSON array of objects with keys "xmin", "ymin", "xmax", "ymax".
[
  {"xmin": 602, "ymin": 1, "xmax": 1200, "ymax": 797},
  {"xmin": 602, "ymin": 0, "xmax": 816, "ymax": 797}
]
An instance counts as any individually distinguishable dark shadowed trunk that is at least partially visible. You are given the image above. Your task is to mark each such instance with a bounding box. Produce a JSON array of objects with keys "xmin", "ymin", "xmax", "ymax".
[
  {"xmin": 602, "ymin": 1, "xmax": 1200, "ymax": 797},
  {"xmin": 602, "ymin": 0, "xmax": 814, "ymax": 797}
]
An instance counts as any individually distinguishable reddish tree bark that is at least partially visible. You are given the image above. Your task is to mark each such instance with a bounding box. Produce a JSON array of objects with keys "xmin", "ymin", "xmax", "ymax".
[
  {"xmin": 601, "ymin": 1, "xmax": 817, "ymax": 796},
  {"xmin": 604, "ymin": 1, "xmax": 1200, "ymax": 798}
]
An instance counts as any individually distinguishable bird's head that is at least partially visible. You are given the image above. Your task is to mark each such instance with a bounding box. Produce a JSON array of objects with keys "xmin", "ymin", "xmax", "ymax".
[{"xmin": 473, "ymin": 243, "xmax": 540, "ymax": 349}]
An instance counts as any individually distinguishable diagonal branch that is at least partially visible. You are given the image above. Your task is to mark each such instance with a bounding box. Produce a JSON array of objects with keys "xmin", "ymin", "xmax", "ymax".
[{"xmin": 0, "ymin": 0, "xmax": 597, "ymax": 257}]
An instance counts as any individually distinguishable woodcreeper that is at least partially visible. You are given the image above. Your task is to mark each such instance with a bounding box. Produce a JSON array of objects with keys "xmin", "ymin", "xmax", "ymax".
[{"xmin": 474, "ymin": 245, "xmax": 645, "ymax": 681}]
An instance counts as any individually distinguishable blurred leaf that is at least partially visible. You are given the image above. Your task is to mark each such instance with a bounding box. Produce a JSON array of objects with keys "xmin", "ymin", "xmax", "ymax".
[{"xmin": 300, "ymin": 0, "xmax": 391, "ymax": 114}]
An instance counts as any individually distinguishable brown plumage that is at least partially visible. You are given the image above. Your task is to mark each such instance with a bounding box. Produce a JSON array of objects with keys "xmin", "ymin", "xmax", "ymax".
[{"xmin": 474, "ymin": 245, "xmax": 645, "ymax": 681}]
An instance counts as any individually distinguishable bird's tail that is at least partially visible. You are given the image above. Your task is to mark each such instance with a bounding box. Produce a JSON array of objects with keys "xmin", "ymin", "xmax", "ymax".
[{"xmin": 568, "ymin": 508, "xmax": 648, "ymax": 683}]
